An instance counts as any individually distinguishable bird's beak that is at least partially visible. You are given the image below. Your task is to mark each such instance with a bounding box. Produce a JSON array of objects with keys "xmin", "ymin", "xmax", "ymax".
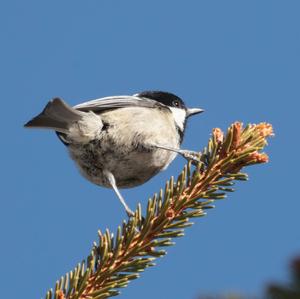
[{"xmin": 186, "ymin": 108, "xmax": 204, "ymax": 117}]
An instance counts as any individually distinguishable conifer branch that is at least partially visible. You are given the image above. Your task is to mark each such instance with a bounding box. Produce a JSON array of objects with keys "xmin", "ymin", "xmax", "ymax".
[{"xmin": 43, "ymin": 122, "xmax": 274, "ymax": 299}]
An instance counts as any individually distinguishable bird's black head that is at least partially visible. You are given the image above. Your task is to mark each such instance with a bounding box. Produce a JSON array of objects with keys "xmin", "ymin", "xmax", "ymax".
[
  {"xmin": 137, "ymin": 91, "xmax": 186, "ymax": 110},
  {"xmin": 137, "ymin": 91, "xmax": 188, "ymax": 143},
  {"xmin": 136, "ymin": 90, "xmax": 204, "ymax": 144}
]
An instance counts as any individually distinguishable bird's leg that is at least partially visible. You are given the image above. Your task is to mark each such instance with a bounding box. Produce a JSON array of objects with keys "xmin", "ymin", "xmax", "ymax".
[
  {"xmin": 104, "ymin": 170, "xmax": 135, "ymax": 218},
  {"xmin": 151, "ymin": 144, "xmax": 201, "ymax": 163}
]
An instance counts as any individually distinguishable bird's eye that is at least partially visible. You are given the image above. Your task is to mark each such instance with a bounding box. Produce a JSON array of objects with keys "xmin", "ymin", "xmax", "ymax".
[{"xmin": 172, "ymin": 100, "xmax": 180, "ymax": 107}]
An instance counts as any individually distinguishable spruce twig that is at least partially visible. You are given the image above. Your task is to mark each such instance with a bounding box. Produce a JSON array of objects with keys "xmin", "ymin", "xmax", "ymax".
[{"xmin": 43, "ymin": 122, "xmax": 274, "ymax": 299}]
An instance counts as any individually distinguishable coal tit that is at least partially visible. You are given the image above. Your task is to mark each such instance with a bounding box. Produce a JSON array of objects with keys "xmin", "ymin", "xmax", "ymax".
[{"xmin": 25, "ymin": 91, "xmax": 203, "ymax": 216}]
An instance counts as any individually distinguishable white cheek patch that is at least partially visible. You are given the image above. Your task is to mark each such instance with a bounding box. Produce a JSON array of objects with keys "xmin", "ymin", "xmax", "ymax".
[{"xmin": 169, "ymin": 107, "xmax": 186, "ymax": 131}]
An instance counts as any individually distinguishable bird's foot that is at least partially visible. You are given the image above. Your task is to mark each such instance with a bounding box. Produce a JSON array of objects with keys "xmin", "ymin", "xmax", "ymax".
[
  {"xmin": 126, "ymin": 207, "xmax": 135, "ymax": 218},
  {"xmin": 180, "ymin": 150, "xmax": 201, "ymax": 163}
]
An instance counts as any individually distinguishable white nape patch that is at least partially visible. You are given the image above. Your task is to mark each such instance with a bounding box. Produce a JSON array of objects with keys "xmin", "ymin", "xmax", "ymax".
[{"xmin": 169, "ymin": 107, "xmax": 186, "ymax": 131}]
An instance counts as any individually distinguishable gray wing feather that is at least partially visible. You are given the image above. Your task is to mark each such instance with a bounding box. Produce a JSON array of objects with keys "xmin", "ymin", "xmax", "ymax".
[{"xmin": 73, "ymin": 95, "xmax": 166, "ymax": 112}]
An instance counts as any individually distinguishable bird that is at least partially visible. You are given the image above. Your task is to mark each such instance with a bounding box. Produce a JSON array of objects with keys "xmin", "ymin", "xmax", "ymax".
[{"xmin": 24, "ymin": 91, "xmax": 204, "ymax": 217}]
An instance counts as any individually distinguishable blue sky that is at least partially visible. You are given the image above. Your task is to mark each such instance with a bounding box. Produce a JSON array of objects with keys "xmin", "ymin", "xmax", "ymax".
[{"xmin": 0, "ymin": 1, "xmax": 299, "ymax": 298}]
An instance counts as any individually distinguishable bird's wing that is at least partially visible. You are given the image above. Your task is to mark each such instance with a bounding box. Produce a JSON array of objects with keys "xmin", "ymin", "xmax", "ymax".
[{"xmin": 73, "ymin": 95, "xmax": 166, "ymax": 112}]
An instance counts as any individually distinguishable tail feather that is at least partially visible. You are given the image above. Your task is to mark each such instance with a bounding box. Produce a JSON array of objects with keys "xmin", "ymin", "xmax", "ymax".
[{"xmin": 24, "ymin": 98, "xmax": 83, "ymax": 133}]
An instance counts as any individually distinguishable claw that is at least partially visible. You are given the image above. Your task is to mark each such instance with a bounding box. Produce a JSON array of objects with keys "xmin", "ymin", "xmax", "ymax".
[
  {"xmin": 126, "ymin": 208, "xmax": 135, "ymax": 218},
  {"xmin": 181, "ymin": 150, "xmax": 201, "ymax": 163}
]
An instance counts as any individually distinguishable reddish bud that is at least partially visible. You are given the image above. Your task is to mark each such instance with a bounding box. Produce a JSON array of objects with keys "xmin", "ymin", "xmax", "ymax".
[
  {"xmin": 165, "ymin": 209, "xmax": 175, "ymax": 220},
  {"xmin": 231, "ymin": 122, "xmax": 242, "ymax": 149},
  {"xmin": 249, "ymin": 152, "xmax": 269, "ymax": 163},
  {"xmin": 257, "ymin": 123, "xmax": 274, "ymax": 137},
  {"xmin": 57, "ymin": 290, "xmax": 65, "ymax": 299},
  {"xmin": 212, "ymin": 128, "xmax": 224, "ymax": 143}
]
